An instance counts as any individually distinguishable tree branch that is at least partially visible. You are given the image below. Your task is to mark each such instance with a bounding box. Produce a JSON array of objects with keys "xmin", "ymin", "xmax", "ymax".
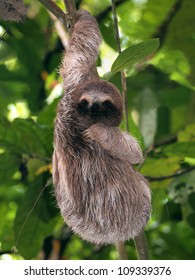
[
  {"xmin": 96, "ymin": 0, "xmax": 128, "ymax": 22},
  {"xmin": 145, "ymin": 166, "xmax": 195, "ymax": 182},
  {"xmin": 38, "ymin": 0, "xmax": 67, "ymax": 25},
  {"xmin": 111, "ymin": 0, "xmax": 130, "ymax": 260},
  {"xmin": 63, "ymin": 0, "xmax": 76, "ymax": 14},
  {"xmin": 38, "ymin": 0, "xmax": 77, "ymax": 35}
]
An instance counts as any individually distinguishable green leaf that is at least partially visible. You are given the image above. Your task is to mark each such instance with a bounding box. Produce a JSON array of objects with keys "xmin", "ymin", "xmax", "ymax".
[
  {"xmin": 100, "ymin": 23, "xmax": 118, "ymax": 51},
  {"xmin": 142, "ymin": 157, "xmax": 180, "ymax": 177},
  {"xmin": 0, "ymin": 65, "xmax": 26, "ymax": 82},
  {"xmin": 155, "ymin": 106, "xmax": 171, "ymax": 141},
  {"xmin": 187, "ymin": 212, "xmax": 195, "ymax": 229},
  {"xmin": 0, "ymin": 153, "xmax": 21, "ymax": 185},
  {"xmin": 163, "ymin": 142, "xmax": 195, "ymax": 158},
  {"xmin": 136, "ymin": 89, "xmax": 158, "ymax": 148},
  {"xmin": 188, "ymin": 193, "xmax": 195, "ymax": 211},
  {"xmin": 0, "ymin": 117, "xmax": 51, "ymax": 157},
  {"xmin": 14, "ymin": 177, "xmax": 58, "ymax": 259},
  {"xmin": 111, "ymin": 38, "xmax": 160, "ymax": 73}
]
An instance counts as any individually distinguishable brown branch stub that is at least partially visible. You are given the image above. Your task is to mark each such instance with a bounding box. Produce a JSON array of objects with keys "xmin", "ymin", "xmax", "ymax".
[
  {"xmin": 63, "ymin": 0, "xmax": 77, "ymax": 33},
  {"xmin": 115, "ymin": 241, "xmax": 128, "ymax": 260},
  {"xmin": 38, "ymin": 0, "xmax": 78, "ymax": 33},
  {"xmin": 134, "ymin": 231, "xmax": 149, "ymax": 260}
]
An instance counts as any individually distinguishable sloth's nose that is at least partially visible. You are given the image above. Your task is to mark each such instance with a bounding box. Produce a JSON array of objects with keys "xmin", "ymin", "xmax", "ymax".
[{"xmin": 90, "ymin": 102, "xmax": 100, "ymax": 112}]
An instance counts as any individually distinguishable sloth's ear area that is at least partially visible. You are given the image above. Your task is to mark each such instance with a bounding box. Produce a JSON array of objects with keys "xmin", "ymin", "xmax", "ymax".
[{"xmin": 83, "ymin": 123, "xmax": 144, "ymax": 164}]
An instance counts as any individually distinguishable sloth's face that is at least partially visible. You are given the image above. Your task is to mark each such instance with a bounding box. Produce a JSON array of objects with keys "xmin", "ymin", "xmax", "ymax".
[
  {"xmin": 76, "ymin": 91, "xmax": 122, "ymax": 128},
  {"xmin": 78, "ymin": 95, "xmax": 117, "ymax": 118}
]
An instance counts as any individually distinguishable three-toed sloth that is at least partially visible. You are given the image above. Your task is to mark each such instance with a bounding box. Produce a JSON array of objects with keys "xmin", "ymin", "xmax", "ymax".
[{"xmin": 52, "ymin": 10, "xmax": 151, "ymax": 244}]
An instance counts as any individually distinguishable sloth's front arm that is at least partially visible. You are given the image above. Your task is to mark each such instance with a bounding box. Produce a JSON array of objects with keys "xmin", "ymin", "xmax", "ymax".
[{"xmin": 84, "ymin": 123, "xmax": 144, "ymax": 164}]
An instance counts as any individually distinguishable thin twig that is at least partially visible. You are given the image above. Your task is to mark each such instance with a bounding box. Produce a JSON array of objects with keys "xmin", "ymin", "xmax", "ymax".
[
  {"xmin": 121, "ymin": 71, "xmax": 129, "ymax": 131},
  {"xmin": 15, "ymin": 181, "xmax": 50, "ymax": 249},
  {"xmin": 111, "ymin": 0, "xmax": 129, "ymax": 260},
  {"xmin": 96, "ymin": 0, "xmax": 128, "ymax": 22},
  {"xmin": 29, "ymin": 153, "xmax": 51, "ymax": 163},
  {"xmin": 111, "ymin": 0, "xmax": 129, "ymax": 131}
]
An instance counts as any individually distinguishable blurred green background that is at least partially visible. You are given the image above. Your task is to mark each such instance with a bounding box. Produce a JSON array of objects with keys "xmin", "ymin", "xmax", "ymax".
[{"xmin": 0, "ymin": 0, "xmax": 195, "ymax": 260}]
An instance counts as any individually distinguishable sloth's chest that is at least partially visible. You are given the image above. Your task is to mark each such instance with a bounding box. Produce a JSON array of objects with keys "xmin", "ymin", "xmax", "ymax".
[{"xmin": 68, "ymin": 148, "xmax": 123, "ymax": 183}]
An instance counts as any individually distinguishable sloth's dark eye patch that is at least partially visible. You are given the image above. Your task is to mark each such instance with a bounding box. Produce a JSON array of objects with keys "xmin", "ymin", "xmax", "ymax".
[
  {"xmin": 102, "ymin": 100, "xmax": 117, "ymax": 114},
  {"xmin": 78, "ymin": 99, "xmax": 89, "ymax": 115},
  {"xmin": 80, "ymin": 99, "xmax": 89, "ymax": 107},
  {"xmin": 103, "ymin": 100, "xmax": 113, "ymax": 108}
]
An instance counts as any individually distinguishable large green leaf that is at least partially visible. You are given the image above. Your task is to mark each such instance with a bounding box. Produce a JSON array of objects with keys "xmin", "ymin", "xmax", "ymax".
[
  {"xmin": 100, "ymin": 23, "xmax": 118, "ymax": 51},
  {"xmin": 163, "ymin": 142, "xmax": 195, "ymax": 158},
  {"xmin": 0, "ymin": 117, "xmax": 51, "ymax": 157},
  {"xmin": 111, "ymin": 38, "xmax": 160, "ymax": 73},
  {"xmin": 141, "ymin": 156, "xmax": 180, "ymax": 177},
  {"xmin": 0, "ymin": 65, "xmax": 27, "ymax": 82},
  {"xmin": 14, "ymin": 177, "xmax": 58, "ymax": 259}
]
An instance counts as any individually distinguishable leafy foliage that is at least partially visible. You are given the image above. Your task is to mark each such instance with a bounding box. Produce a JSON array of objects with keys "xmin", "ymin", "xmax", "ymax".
[
  {"xmin": 111, "ymin": 38, "xmax": 160, "ymax": 72},
  {"xmin": 0, "ymin": 0, "xmax": 195, "ymax": 260}
]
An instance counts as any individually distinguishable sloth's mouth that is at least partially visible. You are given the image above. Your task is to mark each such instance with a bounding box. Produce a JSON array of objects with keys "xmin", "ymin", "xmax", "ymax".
[
  {"xmin": 89, "ymin": 104, "xmax": 103, "ymax": 117},
  {"xmin": 90, "ymin": 107, "xmax": 107, "ymax": 118},
  {"xmin": 90, "ymin": 111, "xmax": 102, "ymax": 117}
]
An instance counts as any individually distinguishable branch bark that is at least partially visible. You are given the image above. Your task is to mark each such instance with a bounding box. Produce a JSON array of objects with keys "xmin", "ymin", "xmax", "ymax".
[
  {"xmin": 134, "ymin": 231, "xmax": 149, "ymax": 260},
  {"xmin": 63, "ymin": 0, "xmax": 76, "ymax": 14},
  {"xmin": 38, "ymin": 0, "xmax": 67, "ymax": 25},
  {"xmin": 115, "ymin": 241, "xmax": 128, "ymax": 260},
  {"xmin": 38, "ymin": 0, "xmax": 77, "ymax": 38}
]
